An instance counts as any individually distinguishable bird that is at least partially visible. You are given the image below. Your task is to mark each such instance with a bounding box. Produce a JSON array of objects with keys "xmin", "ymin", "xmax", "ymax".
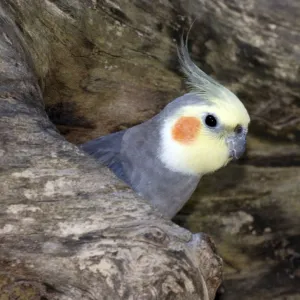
[{"xmin": 80, "ymin": 40, "xmax": 250, "ymax": 219}]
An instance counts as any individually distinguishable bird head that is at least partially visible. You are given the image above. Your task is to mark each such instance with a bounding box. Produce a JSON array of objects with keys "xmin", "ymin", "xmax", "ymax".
[{"xmin": 158, "ymin": 42, "xmax": 250, "ymax": 176}]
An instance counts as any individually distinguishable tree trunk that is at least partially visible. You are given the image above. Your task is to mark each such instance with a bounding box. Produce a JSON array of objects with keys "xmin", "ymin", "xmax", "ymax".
[{"xmin": 0, "ymin": 3, "xmax": 222, "ymax": 300}]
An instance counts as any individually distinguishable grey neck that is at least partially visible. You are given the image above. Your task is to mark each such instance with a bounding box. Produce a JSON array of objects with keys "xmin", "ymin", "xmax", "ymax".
[{"xmin": 122, "ymin": 116, "xmax": 201, "ymax": 218}]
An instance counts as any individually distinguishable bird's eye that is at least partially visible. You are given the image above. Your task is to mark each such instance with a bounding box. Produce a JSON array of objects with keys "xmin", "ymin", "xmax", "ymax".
[{"xmin": 205, "ymin": 115, "xmax": 217, "ymax": 127}]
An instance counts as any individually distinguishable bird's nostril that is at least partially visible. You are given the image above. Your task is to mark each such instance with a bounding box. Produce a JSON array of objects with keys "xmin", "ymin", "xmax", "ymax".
[{"xmin": 234, "ymin": 124, "xmax": 243, "ymax": 134}]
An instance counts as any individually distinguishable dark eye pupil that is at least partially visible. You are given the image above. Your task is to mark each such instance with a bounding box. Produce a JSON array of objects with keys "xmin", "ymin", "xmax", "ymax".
[{"xmin": 205, "ymin": 115, "xmax": 217, "ymax": 127}]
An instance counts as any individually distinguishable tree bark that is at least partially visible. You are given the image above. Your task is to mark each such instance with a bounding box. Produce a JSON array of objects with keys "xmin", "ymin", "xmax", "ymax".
[
  {"xmin": 0, "ymin": 3, "xmax": 222, "ymax": 300},
  {"xmin": 5, "ymin": 0, "xmax": 298, "ymax": 144}
]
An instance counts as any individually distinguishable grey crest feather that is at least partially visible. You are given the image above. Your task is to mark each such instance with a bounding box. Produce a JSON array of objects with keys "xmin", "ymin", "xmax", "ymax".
[{"xmin": 177, "ymin": 36, "xmax": 231, "ymax": 102}]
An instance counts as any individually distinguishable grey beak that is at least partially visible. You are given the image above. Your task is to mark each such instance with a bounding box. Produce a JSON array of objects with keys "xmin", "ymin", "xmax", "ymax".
[{"xmin": 226, "ymin": 132, "xmax": 247, "ymax": 160}]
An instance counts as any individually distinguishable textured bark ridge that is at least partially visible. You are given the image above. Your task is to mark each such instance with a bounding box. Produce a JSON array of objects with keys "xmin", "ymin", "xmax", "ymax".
[{"xmin": 0, "ymin": 3, "xmax": 222, "ymax": 300}]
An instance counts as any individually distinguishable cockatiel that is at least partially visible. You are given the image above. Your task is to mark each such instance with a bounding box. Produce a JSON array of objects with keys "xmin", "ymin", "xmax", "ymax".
[{"xmin": 81, "ymin": 42, "xmax": 250, "ymax": 219}]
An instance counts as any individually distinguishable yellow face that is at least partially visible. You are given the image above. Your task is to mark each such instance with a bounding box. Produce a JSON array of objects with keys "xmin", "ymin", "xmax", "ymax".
[{"xmin": 159, "ymin": 102, "xmax": 250, "ymax": 175}]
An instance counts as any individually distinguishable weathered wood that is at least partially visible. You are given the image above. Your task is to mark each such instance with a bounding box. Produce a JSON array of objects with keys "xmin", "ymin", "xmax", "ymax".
[
  {"xmin": 5, "ymin": 0, "xmax": 299, "ymax": 143},
  {"xmin": 0, "ymin": 3, "xmax": 222, "ymax": 300},
  {"xmin": 177, "ymin": 138, "xmax": 300, "ymax": 299}
]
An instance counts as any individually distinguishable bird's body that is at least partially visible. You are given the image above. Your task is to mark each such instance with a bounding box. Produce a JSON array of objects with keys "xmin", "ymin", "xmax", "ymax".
[
  {"xmin": 81, "ymin": 41, "xmax": 250, "ymax": 219},
  {"xmin": 81, "ymin": 96, "xmax": 203, "ymax": 218}
]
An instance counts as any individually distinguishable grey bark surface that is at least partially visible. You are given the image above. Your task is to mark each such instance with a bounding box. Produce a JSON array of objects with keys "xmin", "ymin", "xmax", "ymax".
[
  {"xmin": 1, "ymin": 0, "xmax": 300, "ymax": 299},
  {"xmin": 0, "ymin": 3, "xmax": 222, "ymax": 300}
]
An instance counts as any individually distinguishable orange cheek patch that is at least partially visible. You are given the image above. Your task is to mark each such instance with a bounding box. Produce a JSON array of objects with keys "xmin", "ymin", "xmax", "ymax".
[{"xmin": 172, "ymin": 116, "xmax": 201, "ymax": 143}]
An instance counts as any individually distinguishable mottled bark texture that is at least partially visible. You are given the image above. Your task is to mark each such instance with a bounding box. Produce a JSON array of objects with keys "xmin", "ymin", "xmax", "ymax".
[
  {"xmin": 1, "ymin": 0, "xmax": 300, "ymax": 299},
  {"xmin": 0, "ymin": 3, "xmax": 222, "ymax": 300}
]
